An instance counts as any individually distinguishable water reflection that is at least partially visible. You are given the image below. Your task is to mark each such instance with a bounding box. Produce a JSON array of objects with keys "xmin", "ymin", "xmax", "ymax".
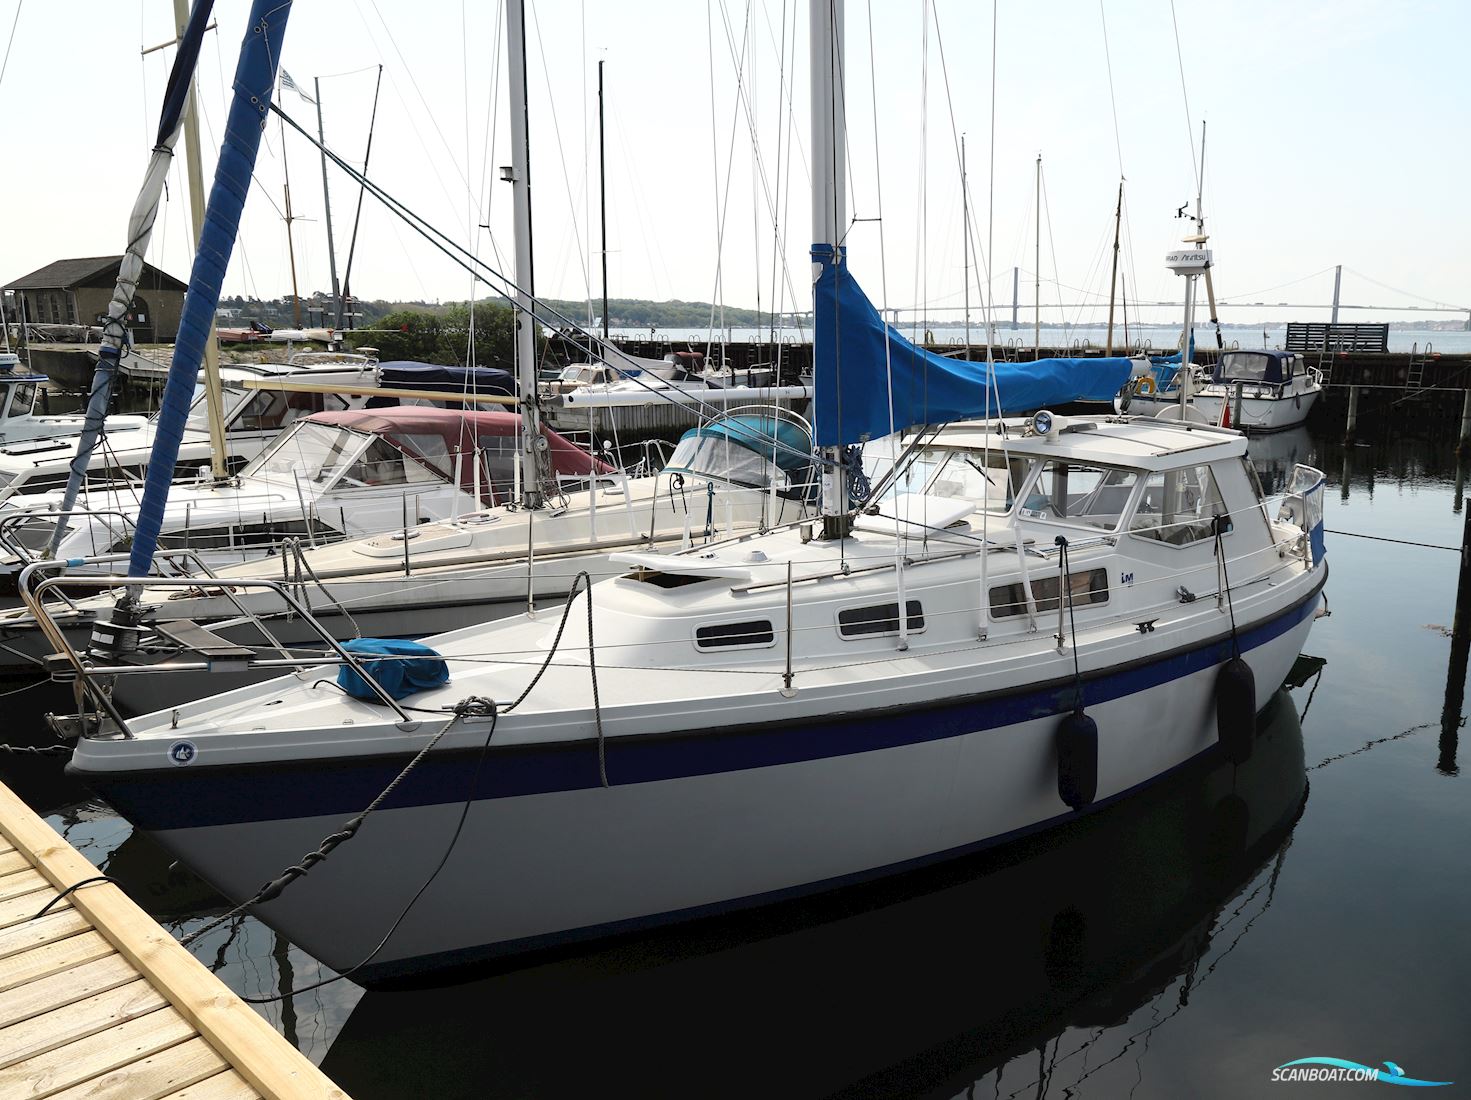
[{"xmin": 315, "ymin": 690, "xmax": 1308, "ymax": 1099}]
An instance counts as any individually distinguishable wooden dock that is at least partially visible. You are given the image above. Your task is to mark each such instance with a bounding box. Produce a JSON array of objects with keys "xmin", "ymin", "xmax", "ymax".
[{"xmin": 0, "ymin": 782, "xmax": 347, "ymax": 1100}]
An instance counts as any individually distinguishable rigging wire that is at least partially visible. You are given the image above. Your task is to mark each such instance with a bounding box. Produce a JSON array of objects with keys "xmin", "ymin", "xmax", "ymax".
[
  {"xmin": 1097, "ymin": 0, "xmax": 1125, "ymax": 178},
  {"xmin": 0, "ymin": 0, "xmax": 21, "ymax": 93},
  {"xmin": 1168, "ymin": 0, "xmax": 1199, "ymax": 193}
]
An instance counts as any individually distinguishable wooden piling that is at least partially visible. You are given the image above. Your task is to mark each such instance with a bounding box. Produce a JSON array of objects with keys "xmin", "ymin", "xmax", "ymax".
[
  {"xmin": 1441, "ymin": 504, "xmax": 1471, "ymax": 774},
  {"xmin": 1345, "ymin": 384, "xmax": 1361, "ymax": 442}
]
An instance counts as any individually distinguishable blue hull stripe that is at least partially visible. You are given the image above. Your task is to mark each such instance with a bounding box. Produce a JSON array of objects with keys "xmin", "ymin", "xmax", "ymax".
[{"xmin": 72, "ymin": 574, "xmax": 1323, "ymax": 833}]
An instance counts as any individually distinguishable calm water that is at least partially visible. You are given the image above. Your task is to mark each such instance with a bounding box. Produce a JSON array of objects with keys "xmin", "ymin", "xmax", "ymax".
[{"xmin": 5, "ymin": 406, "xmax": 1469, "ymax": 1098}]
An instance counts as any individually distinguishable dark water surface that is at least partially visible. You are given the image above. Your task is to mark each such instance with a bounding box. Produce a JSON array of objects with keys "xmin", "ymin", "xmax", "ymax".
[{"xmin": 5, "ymin": 411, "xmax": 1469, "ymax": 1098}]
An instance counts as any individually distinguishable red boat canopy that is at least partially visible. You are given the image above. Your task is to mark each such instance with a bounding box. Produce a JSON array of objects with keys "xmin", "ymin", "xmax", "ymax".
[{"xmin": 306, "ymin": 406, "xmax": 613, "ymax": 478}]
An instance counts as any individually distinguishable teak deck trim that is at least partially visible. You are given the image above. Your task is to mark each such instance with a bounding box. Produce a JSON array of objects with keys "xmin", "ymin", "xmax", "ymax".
[{"xmin": 0, "ymin": 781, "xmax": 347, "ymax": 1099}]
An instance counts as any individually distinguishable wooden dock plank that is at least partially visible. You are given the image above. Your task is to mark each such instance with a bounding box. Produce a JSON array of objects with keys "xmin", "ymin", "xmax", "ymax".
[
  {"xmin": 0, "ymin": 910, "xmax": 90, "ymax": 963},
  {"xmin": 0, "ymin": 930, "xmax": 115, "ymax": 994},
  {"xmin": 0, "ymin": 1005, "xmax": 192, "ymax": 1098},
  {"xmin": 0, "ymin": 851, "xmax": 29, "ymax": 877},
  {"xmin": 0, "ymin": 954, "xmax": 136, "ymax": 1030},
  {"xmin": 0, "ymin": 980, "xmax": 166, "ymax": 1071},
  {"xmin": 44, "ymin": 1035, "xmax": 227, "ymax": 1100},
  {"xmin": 157, "ymin": 1069, "xmax": 262, "ymax": 1100},
  {"xmin": 0, "ymin": 890, "xmax": 68, "ymax": 933},
  {"xmin": 0, "ymin": 869, "xmax": 50, "ymax": 904},
  {"xmin": 0, "ymin": 783, "xmax": 347, "ymax": 1099}
]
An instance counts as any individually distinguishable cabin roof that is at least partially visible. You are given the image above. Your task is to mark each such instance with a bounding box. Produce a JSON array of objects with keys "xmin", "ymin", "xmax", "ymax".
[{"xmin": 934, "ymin": 415, "xmax": 1246, "ymax": 471}]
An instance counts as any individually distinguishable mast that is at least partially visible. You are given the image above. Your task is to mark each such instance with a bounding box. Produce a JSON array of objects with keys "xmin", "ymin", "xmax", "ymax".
[
  {"xmin": 1192, "ymin": 120, "xmax": 1223, "ymax": 350},
  {"xmin": 314, "ymin": 76, "xmax": 341, "ymax": 333},
  {"xmin": 279, "ymin": 105, "xmax": 301, "ymax": 326},
  {"xmin": 1105, "ymin": 178, "xmax": 1122, "ymax": 356},
  {"xmin": 962, "ymin": 134, "xmax": 970, "ymax": 360},
  {"xmin": 506, "ymin": 0, "xmax": 549, "ymax": 508},
  {"xmin": 1033, "ymin": 153, "xmax": 1041, "ymax": 356},
  {"xmin": 338, "ymin": 64, "xmax": 383, "ymax": 330},
  {"xmin": 172, "ymin": 0, "xmax": 228, "ymax": 481},
  {"xmin": 598, "ymin": 59, "xmax": 609, "ymax": 342},
  {"xmin": 811, "ymin": 0, "xmax": 848, "ymax": 538}
]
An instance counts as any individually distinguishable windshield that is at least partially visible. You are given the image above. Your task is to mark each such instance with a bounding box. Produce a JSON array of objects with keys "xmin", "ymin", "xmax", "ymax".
[
  {"xmin": 880, "ymin": 446, "xmax": 1029, "ymax": 515},
  {"xmin": 1018, "ymin": 461, "xmax": 1141, "ymax": 531},
  {"xmin": 1218, "ymin": 352, "xmax": 1277, "ymax": 383},
  {"xmin": 666, "ymin": 434, "xmax": 791, "ymax": 490},
  {"xmin": 241, "ymin": 421, "xmax": 370, "ymax": 484},
  {"xmin": 183, "ymin": 383, "xmax": 254, "ymax": 430}
]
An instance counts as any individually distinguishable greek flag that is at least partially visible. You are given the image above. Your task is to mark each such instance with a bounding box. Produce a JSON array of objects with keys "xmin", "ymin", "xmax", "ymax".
[{"xmin": 279, "ymin": 69, "xmax": 315, "ymax": 103}]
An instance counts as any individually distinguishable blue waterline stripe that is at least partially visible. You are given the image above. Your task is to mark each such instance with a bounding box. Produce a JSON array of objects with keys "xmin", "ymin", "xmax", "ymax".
[{"xmin": 74, "ymin": 575, "xmax": 1323, "ymax": 833}]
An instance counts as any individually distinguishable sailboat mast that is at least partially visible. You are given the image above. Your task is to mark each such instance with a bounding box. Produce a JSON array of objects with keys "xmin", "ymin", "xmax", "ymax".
[
  {"xmin": 1034, "ymin": 153, "xmax": 1041, "ymax": 356},
  {"xmin": 279, "ymin": 107, "xmax": 301, "ymax": 327},
  {"xmin": 314, "ymin": 76, "xmax": 341, "ymax": 332},
  {"xmin": 172, "ymin": 0, "xmax": 228, "ymax": 480},
  {"xmin": 507, "ymin": 0, "xmax": 549, "ymax": 508},
  {"xmin": 598, "ymin": 59, "xmax": 609, "ymax": 342},
  {"xmin": 962, "ymin": 134, "xmax": 970, "ymax": 361},
  {"xmin": 338, "ymin": 64, "xmax": 383, "ymax": 331},
  {"xmin": 811, "ymin": 0, "xmax": 848, "ymax": 537},
  {"xmin": 1194, "ymin": 120, "xmax": 1224, "ymax": 350},
  {"xmin": 1105, "ymin": 179, "xmax": 1122, "ymax": 356}
]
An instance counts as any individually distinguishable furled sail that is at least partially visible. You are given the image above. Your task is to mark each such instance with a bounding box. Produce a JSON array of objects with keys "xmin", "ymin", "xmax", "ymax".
[
  {"xmin": 812, "ymin": 244, "xmax": 1134, "ymax": 447},
  {"xmin": 126, "ymin": 0, "xmax": 293, "ymax": 577},
  {"xmin": 46, "ymin": 0, "xmax": 217, "ymax": 555}
]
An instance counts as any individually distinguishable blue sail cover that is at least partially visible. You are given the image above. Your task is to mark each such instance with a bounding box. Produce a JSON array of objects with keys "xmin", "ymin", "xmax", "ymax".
[{"xmin": 812, "ymin": 245, "xmax": 1134, "ymax": 447}]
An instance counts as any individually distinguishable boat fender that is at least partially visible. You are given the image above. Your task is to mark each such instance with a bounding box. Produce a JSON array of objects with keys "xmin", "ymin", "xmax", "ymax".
[
  {"xmin": 1216, "ymin": 656, "xmax": 1256, "ymax": 764},
  {"xmin": 1056, "ymin": 710, "xmax": 1098, "ymax": 811},
  {"xmin": 1137, "ymin": 376, "xmax": 1157, "ymax": 396}
]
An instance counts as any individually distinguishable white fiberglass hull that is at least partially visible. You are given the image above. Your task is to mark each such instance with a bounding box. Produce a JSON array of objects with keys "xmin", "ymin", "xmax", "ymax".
[
  {"xmin": 73, "ymin": 573, "xmax": 1321, "ymax": 985},
  {"xmin": 1116, "ymin": 387, "xmax": 1319, "ymax": 432}
]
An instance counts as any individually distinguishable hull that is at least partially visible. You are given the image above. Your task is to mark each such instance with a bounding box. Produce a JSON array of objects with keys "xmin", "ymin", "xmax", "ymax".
[
  {"xmin": 1116, "ymin": 387, "xmax": 1319, "ymax": 432},
  {"xmin": 83, "ymin": 576, "xmax": 1321, "ymax": 986}
]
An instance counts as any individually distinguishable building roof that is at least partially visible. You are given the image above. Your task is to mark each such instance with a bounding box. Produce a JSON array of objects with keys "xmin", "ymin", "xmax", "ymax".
[{"xmin": 3, "ymin": 256, "xmax": 188, "ymax": 293}]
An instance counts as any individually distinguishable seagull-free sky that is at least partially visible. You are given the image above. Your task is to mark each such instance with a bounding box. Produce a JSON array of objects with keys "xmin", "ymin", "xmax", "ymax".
[{"xmin": 1, "ymin": 0, "xmax": 1465, "ymax": 328}]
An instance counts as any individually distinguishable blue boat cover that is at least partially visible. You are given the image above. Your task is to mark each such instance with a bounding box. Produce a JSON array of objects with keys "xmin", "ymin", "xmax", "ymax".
[
  {"xmin": 673, "ymin": 413, "xmax": 813, "ymax": 475},
  {"xmin": 812, "ymin": 244, "xmax": 1135, "ymax": 446},
  {"xmin": 379, "ymin": 362, "xmax": 514, "ymax": 395},
  {"xmin": 337, "ymin": 637, "xmax": 450, "ymax": 701}
]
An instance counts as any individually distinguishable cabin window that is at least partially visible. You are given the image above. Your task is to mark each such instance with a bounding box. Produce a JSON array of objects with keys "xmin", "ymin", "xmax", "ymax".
[
  {"xmin": 837, "ymin": 600, "xmax": 925, "ymax": 639},
  {"xmin": 232, "ymin": 390, "xmax": 291, "ymax": 431},
  {"xmin": 990, "ymin": 568, "xmax": 1109, "ymax": 619},
  {"xmin": 7, "ymin": 384, "xmax": 35, "ymax": 417},
  {"xmin": 1019, "ymin": 462, "xmax": 1140, "ymax": 530},
  {"xmin": 1129, "ymin": 465, "xmax": 1229, "ymax": 546},
  {"xmin": 695, "ymin": 620, "xmax": 776, "ymax": 650},
  {"xmin": 338, "ymin": 438, "xmax": 439, "ymax": 487}
]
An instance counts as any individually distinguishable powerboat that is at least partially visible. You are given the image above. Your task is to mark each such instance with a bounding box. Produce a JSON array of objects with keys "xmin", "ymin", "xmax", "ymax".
[
  {"xmin": 1117, "ymin": 351, "xmax": 1322, "ymax": 432},
  {"xmin": 0, "ymin": 359, "xmax": 380, "ymax": 501}
]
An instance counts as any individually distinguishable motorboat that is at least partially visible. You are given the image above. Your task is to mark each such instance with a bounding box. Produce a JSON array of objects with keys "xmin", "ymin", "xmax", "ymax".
[
  {"xmin": 0, "ymin": 359, "xmax": 379, "ymax": 500},
  {"xmin": 1117, "ymin": 351, "xmax": 1322, "ymax": 433},
  {"xmin": 0, "ymin": 354, "xmax": 150, "ymax": 445}
]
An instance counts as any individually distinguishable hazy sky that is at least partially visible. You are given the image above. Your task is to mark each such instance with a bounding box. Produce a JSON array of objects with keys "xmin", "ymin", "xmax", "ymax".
[{"xmin": 2, "ymin": 0, "xmax": 1467, "ymax": 331}]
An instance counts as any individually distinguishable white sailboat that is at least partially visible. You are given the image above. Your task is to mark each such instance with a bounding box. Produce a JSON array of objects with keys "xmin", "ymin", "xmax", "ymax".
[{"xmin": 53, "ymin": 0, "xmax": 1328, "ymax": 989}]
